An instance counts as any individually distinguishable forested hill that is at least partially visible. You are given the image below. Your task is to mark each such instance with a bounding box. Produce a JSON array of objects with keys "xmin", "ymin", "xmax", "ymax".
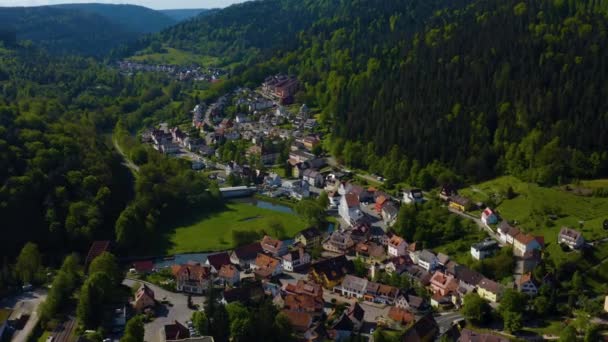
[
  {"xmin": 53, "ymin": 3, "xmax": 176, "ymax": 33},
  {"xmin": 160, "ymin": 8, "xmax": 213, "ymax": 22},
  {"xmin": 0, "ymin": 4, "xmax": 175, "ymax": 56},
  {"xmin": 147, "ymin": 0, "xmax": 608, "ymax": 185}
]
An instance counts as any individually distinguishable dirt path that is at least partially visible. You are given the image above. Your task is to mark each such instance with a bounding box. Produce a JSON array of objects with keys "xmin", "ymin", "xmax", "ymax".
[{"xmin": 113, "ymin": 137, "xmax": 140, "ymax": 173}]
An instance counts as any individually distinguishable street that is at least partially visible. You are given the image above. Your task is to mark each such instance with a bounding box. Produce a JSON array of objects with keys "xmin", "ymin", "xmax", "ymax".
[
  {"xmin": 434, "ymin": 311, "xmax": 464, "ymax": 334},
  {"xmin": 123, "ymin": 279, "xmax": 204, "ymax": 342}
]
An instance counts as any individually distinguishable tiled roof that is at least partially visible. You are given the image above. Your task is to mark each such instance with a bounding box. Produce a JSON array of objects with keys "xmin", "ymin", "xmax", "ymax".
[{"xmin": 206, "ymin": 252, "xmax": 231, "ymax": 271}]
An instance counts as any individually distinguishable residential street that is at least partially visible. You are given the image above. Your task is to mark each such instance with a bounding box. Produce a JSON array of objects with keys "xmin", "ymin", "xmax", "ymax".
[
  {"xmin": 1, "ymin": 289, "xmax": 48, "ymax": 342},
  {"xmin": 123, "ymin": 279, "xmax": 204, "ymax": 342}
]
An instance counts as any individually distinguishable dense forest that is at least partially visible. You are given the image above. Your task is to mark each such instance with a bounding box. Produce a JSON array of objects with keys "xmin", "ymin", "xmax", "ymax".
[
  {"xmin": 0, "ymin": 4, "xmax": 175, "ymax": 56},
  {"xmin": 151, "ymin": 0, "xmax": 608, "ymax": 185},
  {"xmin": 0, "ymin": 43, "xmax": 218, "ymax": 266}
]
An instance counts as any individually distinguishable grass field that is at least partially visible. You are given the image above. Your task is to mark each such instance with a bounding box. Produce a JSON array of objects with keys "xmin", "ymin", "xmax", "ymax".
[
  {"xmin": 164, "ymin": 202, "xmax": 306, "ymax": 254},
  {"xmin": 129, "ymin": 47, "xmax": 221, "ymax": 66}
]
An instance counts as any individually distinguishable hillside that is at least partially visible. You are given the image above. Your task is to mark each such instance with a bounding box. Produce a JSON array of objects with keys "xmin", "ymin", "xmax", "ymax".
[
  {"xmin": 160, "ymin": 8, "xmax": 213, "ymax": 22},
  {"xmin": 53, "ymin": 3, "xmax": 176, "ymax": 33},
  {"xmin": 144, "ymin": 0, "xmax": 608, "ymax": 185},
  {"xmin": 0, "ymin": 4, "xmax": 175, "ymax": 56}
]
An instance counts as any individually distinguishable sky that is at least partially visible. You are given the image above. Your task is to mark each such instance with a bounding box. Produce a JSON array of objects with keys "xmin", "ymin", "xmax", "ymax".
[{"xmin": 0, "ymin": 0, "xmax": 247, "ymax": 9}]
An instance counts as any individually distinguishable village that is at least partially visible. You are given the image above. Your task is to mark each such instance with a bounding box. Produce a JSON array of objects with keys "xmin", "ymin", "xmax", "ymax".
[
  {"xmin": 117, "ymin": 60, "xmax": 226, "ymax": 82},
  {"xmin": 111, "ymin": 74, "xmax": 597, "ymax": 341}
]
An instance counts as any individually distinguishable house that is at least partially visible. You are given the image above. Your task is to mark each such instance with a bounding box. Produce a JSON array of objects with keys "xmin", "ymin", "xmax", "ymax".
[
  {"xmin": 497, "ymin": 221, "xmax": 520, "ymax": 244},
  {"xmin": 384, "ymin": 255, "xmax": 413, "ymax": 275},
  {"xmin": 355, "ymin": 241, "xmax": 386, "ymax": 264},
  {"xmin": 388, "ymin": 307, "xmax": 415, "ymax": 326},
  {"xmin": 395, "ymin": 294, "xmax": 427, "ymax": 313},
  {"xmin": 349, "ymin": 222, "xmax": 372, "ymax": 243},
  {"xmin": 328, "ymin": 191, "xmax": 341, "ymax": 209},
  {"xmin": 517, "ymin": 273, "xmax": 538, "ymax": 297},
  {"xmin": 604, "ymin": 295, "xmax": 608, "ymax": 313},
  {"xmin": 282, "ymin": 310, "xmax": 314, "ymax": 339},
  {"xmin": 370, "ymin": 226, "xmax": 392, "ymax": 245},
  {"xmin": 558, "ymin": 227, "xmax": 585, "ymax": 249},
  {"xmin": 480, "ymin": 208, "xmax": 499, "ymax": 225},
  {"xmin": 375, "ymin": 195, "xmax": 388, "ymax": 213},
  {"xmin": 329, "ymin": 312, "xmax": 354, "ymax": 341},
  {"xmin": 417, "ymin": 250, "xmax": 439, "ymax": 272},
  {"xmin": 221, "ymin": 282, "xmax": 265, "ymax": 305},
  {"xmin": 252, "ymin": 253, "xmax": 283, "ymax": 279},
  {"xmin": 403, "ymin": 189, "xmax": 425, "ymax": 204},
  {"xmin": 401, "ymin": 313, "xmax": 439, "ymax": 342},
  {"xmin": 133, "ymin": 284, "xmax": 155, "ymax": 313},
  {"xmin": 229, "ymin": 242, "xmax": 263, "ymax": 268},
  {"xmin": 162, "ymin": 321, "xmax": 190, "ymax": 341},
  {"xmin": 284, "ymin": 294, "xmax": 324, "ymax": 315},
  {"xmin": 205, "ymin": 252, "xmax": 231, "ymax": 273},
  {"xmin": 448, "ymin": 195, "xmax": 472, "ymax": 212},
  {"xmin": 387, "ymin": 235, "xmax": 408, "ymax": 257},
  {"xmin": 477, "ymin": 278, "xmax": 502, "ymax": 303},
  {"xmin": 470, "ymin": 240, "xmax": 499, "ymax": 260},
  {"xmin": 437, "ymin": 253, "xmax": 450, "ymax": 267},
  {"xmin": 513, "ymin": 233, "xmax": 543, "ymax": 257},
  {"xmin": 335, "ymin": 275, "xmax": 368, "ymax": 299},
  {"xmin": 346, "ymin": 302, "xmax": 365, "ymax": 331},
  {"xmin": 294, "ymin": 227, "xmax": 322, "ymax": 248},
  {"xmin": 131, "ymin": 260, "xmax": 154, "ymax": 274},
  {"xmin": 302, "ymin": 135, "xmax": 320, "ymax": 151},
  {"xmin": 339, "ymin": 193, "xmax": 364, "ymax": 226},
  {"xmin": 381, "ymin": 202, "xmax": 399, "ymax": 226},
  {"xmin": 449, "ymin": 264, "xmax": 484, "ymax": 292},
  {"xmin": 430, "ymin": 271, "xmax": 458, "ymax": 297},
  {"xmin": 283, "ymin": 279, "xmax": 323, "ymax": 298},
  {"xmin": 364, "ymin": 282, "xmax": 400, "ymax": 304},
  {"xmin": 459, "ymin": 329, "xmax": 509, "ymax": 342},
  {"xmin": 85, "ymin": 240, "xmax": 111, "ymax": 267},
  {"xmin": 261, "ymin": 235, "xmax": 288, "ymax": 257},
  {"xmin": 302, "ymin": 169, "xmax": 325, "ymax": 188},
  {"xmin": 322, "ymin": 231, "xmax": 354, "ymax": 253},
  {"xmin": 218, "ymin": 264, "xmax": 240, "ymax": 286},
  {"xmin": 172, "ymin": 264, "xmax": 212, "ymax": 294},
  {"xmin": 282, "ymin": 248, "xmax": 311, "ymax": 271},
  {"xmin": 309, "ymin": 255, "xmax": 354, "ymax": 289},
  {"xmin": 439, "ymin": 184, "xmax": 458, "ymax": 201}
]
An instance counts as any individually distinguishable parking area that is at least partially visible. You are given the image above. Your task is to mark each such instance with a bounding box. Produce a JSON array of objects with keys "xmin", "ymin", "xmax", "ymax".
[
  {"xmin": 0, "ymin": 289, "xmax": 47, "ymax": 342},
  {"xmin": 122, "ymin": 279, "xmax": 204, "ymax": 342}
]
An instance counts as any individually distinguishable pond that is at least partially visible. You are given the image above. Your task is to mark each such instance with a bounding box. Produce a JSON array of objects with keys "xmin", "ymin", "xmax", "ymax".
[{"xmin": 231, "ymin": 197, "xmax": 295, "ymax": 214}]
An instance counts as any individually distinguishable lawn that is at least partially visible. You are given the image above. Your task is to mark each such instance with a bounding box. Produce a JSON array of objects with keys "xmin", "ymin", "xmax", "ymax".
[
  {"xmin": 164, "ymin": 202, "xmax": 306, "ymax": 254},
  {"xmin": 37, "ymin": 331, "xmax": 52, "ymax": 342},
  {"xmin": 129, "ymin": 47, "xmax": 221, "ymax": 66}
]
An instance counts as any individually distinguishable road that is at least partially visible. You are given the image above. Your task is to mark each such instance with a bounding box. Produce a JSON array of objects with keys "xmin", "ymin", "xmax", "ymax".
[
  {"xmin": 434, "ymin": 311, "xmax": 463, "ymax": 334},
  {"xmin": 123, "ymin": 279, "xmax": 204, "ymax": 342},
  {"xmin": 113, "ymin": 137, "xmax": 140, "ymax": 173},
  {"xmin": 1, "ymin": 289, "xmax": 47, "ymax": 342},
  {"xmin": 448, "ymin": 208, "xmax": 502, "ymax": 244}
]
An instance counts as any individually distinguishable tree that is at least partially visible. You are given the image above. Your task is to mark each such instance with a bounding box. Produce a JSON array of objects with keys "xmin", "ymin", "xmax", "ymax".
[
  {"xmin": 394, "ymin": 205, "xmax": 417, "ymax": 241},
  {"xmin": 311, "ymin": 243, "xmax": 323, "ymax": 259},
  {"xmin": 584, "ymin": 324, "xmax": 600, "ymax": 342},
  {"xmin": 121, "ymin": 316, "xmax": 144, "ymax": 342},
  {"xmin": 15, "ymin": 242, "xmax": 42, "ymax": 284},
  {"xmin": 88, "ymin": 252, "xmax": 122, "ymax": 286},
  {"xmin": 499, "ymin": 289, "xmax": 526, "ymax": 333},
  {"xmin": 210, "ymin": 304, "xmax": 230, "ymax": 342},
  {"xmin": 572, "ymin": 270, "xmax": 584, "ymax": 291},
  {"xmin": 461, "ymin": 293, "xmax": 490, "ymax": 324},
  {"xmin": 269, "ymin": 219, "xmax": 286, "ymax": 239},
  {"xmin": 317, "ymin": 191, "xmax": 329, "ymax": 209},
  {"xmin": 295, "ymin": 199, "xmax": 325, "ymax": 226},
  {"xmin": 353, "ymin": 258, "xmax": 368, "ymax": 277},
  {"xmin": 77, "ymin": 272, "xmax": 112, "ymax": 329},
  {"xmin": 502, "ymin": 311, "xmax": 523, "ymax": 333},
  {"xmin": 559, "ymin": 325, "xmax": 577, "ymax": 342},
  {"xmin": 274, "ymin": 312, "xmax": 294, "ymax": 342},
  {"xmin": 192, "ymin": 311, "xmax": 209, "ymax": 335}
]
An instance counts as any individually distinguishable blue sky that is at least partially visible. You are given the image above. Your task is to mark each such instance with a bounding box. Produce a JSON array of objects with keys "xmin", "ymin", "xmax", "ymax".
[{"xmin": 0, "ymin": 0, "xmax": 247, "ymax": 9}]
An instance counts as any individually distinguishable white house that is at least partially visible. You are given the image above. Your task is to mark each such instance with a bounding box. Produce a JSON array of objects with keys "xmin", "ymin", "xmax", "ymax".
[
  {"xmin": 470, "ymin": 240, "xmax": 499, "ymax": 260},
  {"xmin": 497, "ymin": 221, "xmax": 520, "ymax": 245},
  {"xmin": 481, "ymin": 208, "xmax": 499, "ymax": 225},
  {"xmin": 335, "ymin": 275, "xmax": 368, "ymax": 299},
  {"xmin": 517, "ymin": 273, "xmax": 538, "ymax": 297},
  {"xmin": 339, "ymin": 193, "xmax": 363, "ymax": 226},
  {"xmin": 558, "ymin": 227, "xmax": 585, "ymax": 250},
  {"xmin": 403, "ymin": 189, "xmax": 424, "ymax": 204},
  {"xmin": 416, "ymin": 250, "xmax": 439, "ymax": 272},
  {"xmin": 513, "ymin": 233, "xmax": 543, "ymax": 257},
  {"xmin": 387, "ymin": 235, "xmax": 408, "ymax": 257},
  {"xmin": 282, "ymin": 248, "xmax": 311, "ymax": 272}
]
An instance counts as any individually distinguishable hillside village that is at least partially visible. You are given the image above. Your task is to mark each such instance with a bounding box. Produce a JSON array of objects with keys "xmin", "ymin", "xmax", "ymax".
[{"xmin": 118, "ymin": 75, "xmax": 600, "ymax": 341}]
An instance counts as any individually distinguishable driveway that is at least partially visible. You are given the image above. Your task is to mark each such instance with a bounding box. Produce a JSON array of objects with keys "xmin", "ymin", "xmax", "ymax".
[
  {"xmin": 0, "ymin": 289, "xmax": 47, "ymax": 342},
  {"xmin": 123, "ymin": 279, "xmax": 204, "ymax": 342}
]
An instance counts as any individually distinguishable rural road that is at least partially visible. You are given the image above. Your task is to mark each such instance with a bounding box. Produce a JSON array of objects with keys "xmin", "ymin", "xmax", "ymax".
[{"xmin": 113, "ymin": 137, "xmax": 140, "ymax": 173}]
